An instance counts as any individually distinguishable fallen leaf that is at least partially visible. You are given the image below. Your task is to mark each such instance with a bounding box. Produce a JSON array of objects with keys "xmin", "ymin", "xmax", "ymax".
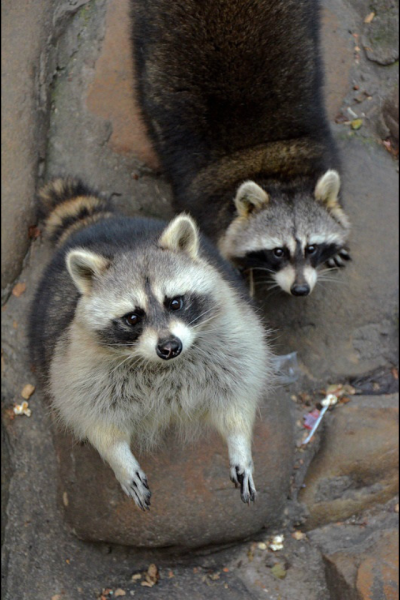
[
  {"xmin": 21, "ymin": 384, "xmax": 35, "ymax": 399},
  {"xmin": 115, "ymin": 590, "xmax": 126, "ymax": 597},
  {"xmin": 292, "ymin": 531, "xmax": 306, "ymax": 541},
  {"xmin": 141, "ymin": 582, "xmax": 154, "ymax": 588},
  {"xmin": 52, "ymin": 595, "xmax": 63, "ymax": 600},
  {"xmin": 28, "ymin": 226, "xmax": 41, "ymax": 239},
  {"xmin": 392, "ymin": 368, "xmax": 399, "ymax": 380},
  {"xmin": 258, "ymin": 542, "xmax": 267, "ymax": 550},
  {"xmin": 223, "ymin": 567, "xmax": 229, "ymax": 573},
  {"xmin": 395, "ymin": 504, "xmax": 399, "ymax": 514},
  {"xmin": 131, "ymin": 574, "xmax": 142, "ymax": 581},
  {"xmin": 364, "ymin": 12, "xmax": 375, "ymax": 24},
  {"xmin": 168, "ymin": 571, "xmax": 174, "ymax": 578},
  {"xmin": 12, "ymin": 282, "xmax": 26, "ymax": 297},
  {"xmin": 144, "ymin": 564, "xmax": 159, "ymax": 586},
  {"xmin": 271, "ymin": 563, "xmax": 287, "ymax": 580},
  {"xmin": 13, "ymin": 401, "xmax": 31, "ymax": 417},
  {"xmin": 339, "ymin": 396, "xmax": 352, "ymax": 405},
  {"xmin": 351, "ymin": 119, "xmax": 363, "ymax": 130}
]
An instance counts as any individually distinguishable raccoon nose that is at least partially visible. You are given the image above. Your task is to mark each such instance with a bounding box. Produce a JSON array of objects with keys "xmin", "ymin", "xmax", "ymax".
[
  {"xmin": 291, "ymin": 284, "xmax": 311, "ymax": 297},
  {"xmin": 156, "ymin": 338, "xmax": 183, "ymax": 360}
]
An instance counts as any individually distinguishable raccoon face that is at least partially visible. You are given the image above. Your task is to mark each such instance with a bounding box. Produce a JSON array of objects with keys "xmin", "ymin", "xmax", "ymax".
[
  {"xmin": 220, "ymin": 172, "xmax": 351, "ymax": 296},
  {"xmin": 66, "ymin": 215, "xmax": 220, "ymax": 363}
]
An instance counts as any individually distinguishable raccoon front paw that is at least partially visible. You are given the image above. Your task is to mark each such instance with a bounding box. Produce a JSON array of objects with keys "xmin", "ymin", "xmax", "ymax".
[
  {"xmin": 326, "ymin": 248, "xmax": 352, "ymax": 269},
  {"xmin": 120, "ymin": 470, "xmax": 152, "ymax": 511},
  {"xmin": 230, "ymin": 465, "xmax": 257, "ymax": 504}
]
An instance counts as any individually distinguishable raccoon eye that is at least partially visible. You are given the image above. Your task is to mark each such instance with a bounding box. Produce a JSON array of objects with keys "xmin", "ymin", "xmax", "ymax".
[
  {"xmin": 273, "ymin": 248, "xmax": 285, "ymax": 258},
  {"xmin": 124, "ymin": 313, "xmax": 140, "ymax": 327},
  {"xmin": 169, "ymin": 296, "xmax": 184, "ymax": 311},
  {"xmin": 306, "ymin": 245, "xmax": 317, "ymax": 255}
]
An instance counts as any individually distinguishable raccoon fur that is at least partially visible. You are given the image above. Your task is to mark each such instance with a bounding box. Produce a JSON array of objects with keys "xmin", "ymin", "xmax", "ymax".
[
  {"xmin": 29, "ymin": 178, "xmax": 272, "ymax": 509},
  {"xmin": 131, "ymin": 0, "xmax": 351, "ymax": 296}
]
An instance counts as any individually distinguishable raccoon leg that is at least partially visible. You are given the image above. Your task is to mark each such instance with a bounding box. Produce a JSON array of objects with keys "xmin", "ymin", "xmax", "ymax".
[
  {"xmin": 226, "ymin": 432, "xmax": 257, "ymax": 504},
  {"xmin": 208, "ymin": 410, "xmax": 257, "ymax": 504},
  {"xmin": 86, "ymin": 425, "xmax": 151, "ymax": 511}
]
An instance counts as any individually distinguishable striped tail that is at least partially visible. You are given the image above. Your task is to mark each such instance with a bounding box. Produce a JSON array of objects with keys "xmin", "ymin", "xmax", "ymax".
[{"xmin": 38, "ymin": 177, "xmax": 115, "ymax": 245}]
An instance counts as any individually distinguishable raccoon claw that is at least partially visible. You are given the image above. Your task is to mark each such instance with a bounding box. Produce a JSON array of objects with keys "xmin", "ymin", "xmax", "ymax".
[
  {"xmin": 230, "ymin": 465, "xmax": 257, "ymax": 504},
  {"xmin": 326, "ymin": 249, "xmax": 351, "ymax": 269},
  {"xmin": 121, "ymin": 470, "xmax": 151, "ymax": 511}
]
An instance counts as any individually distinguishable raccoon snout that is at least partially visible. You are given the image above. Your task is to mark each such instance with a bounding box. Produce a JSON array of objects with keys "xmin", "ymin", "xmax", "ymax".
[
  {"xmin": 291, "ymin": 283, "xmax": 311, "ymax": 297},
  {"xmin": 156, "ymin": 337, "xmax": 183, "ymax": 360}
]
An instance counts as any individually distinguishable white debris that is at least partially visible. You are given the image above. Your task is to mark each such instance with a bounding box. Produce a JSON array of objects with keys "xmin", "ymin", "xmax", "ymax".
[
  {"xmin": 13, "ymin": 401, "xmax": 31, "ymax": 417},
  {"xmin": 269, "ymin": 535, "xmax": 285, "ymax": 552}
]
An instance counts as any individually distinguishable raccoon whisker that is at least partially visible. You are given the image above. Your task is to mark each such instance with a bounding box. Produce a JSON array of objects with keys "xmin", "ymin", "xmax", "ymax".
[
  {"xmin": 246, "ymin": 267, "xmax": 275, "ymax": 275},
  {"xmin": 188, "ymin": 307, "xmax": 220, "ymax": 327},
  {"xmin": 191, "ymin": 314, "xmax": 221, "ymax": 330}
]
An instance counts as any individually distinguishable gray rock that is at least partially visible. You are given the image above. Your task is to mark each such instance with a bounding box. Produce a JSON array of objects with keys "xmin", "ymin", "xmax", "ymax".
[
  {"xmin": 362, "ymin": 1, "xmax": 399, "ymax": 66},
  {"xmin": 383, "ymin": 86, "xmax": 399, "ymax": 142},
  {"xmin": 299, "ymin": 395, "xmax": 399, "ymax": 529},
  {"xmin": 55, "ymin": 390, "xmax": 294, "ymax": 548}
]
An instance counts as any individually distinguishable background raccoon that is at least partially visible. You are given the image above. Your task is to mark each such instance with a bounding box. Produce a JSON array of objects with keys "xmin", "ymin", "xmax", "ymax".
[
  {"xmin": 131, "ymin": 0, "xmax": 351, "ymax": 296},
  {"xmin": 29, "ymin": 179, "xmax": 272, "ymax": 509}
]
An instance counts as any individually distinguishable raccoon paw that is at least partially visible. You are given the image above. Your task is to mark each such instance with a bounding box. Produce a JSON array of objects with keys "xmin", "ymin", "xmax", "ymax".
[
  {"xmin": 230, "ymin": 465, "xmax": 257, "ymax": 504},
  {"xmin": 120, "ymin": 470, "xmax": 151, "ymax": 511},
  {"xmin": 326, "ymin": 248, "xmax": 352, "ymax": 269}
]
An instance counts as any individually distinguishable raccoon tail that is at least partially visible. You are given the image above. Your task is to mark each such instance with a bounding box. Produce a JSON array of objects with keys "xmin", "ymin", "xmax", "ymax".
[{"xmin": 38, "ymin": 177, "xmax": 116, "ymax": 245}]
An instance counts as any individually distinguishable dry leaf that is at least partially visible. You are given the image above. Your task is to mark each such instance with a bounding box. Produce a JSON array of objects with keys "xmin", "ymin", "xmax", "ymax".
[
  {"xmin": 28, "ymin": 226, "xmax": 41, "ymax": 239},
  {"xmin": 21, "ymin": 384, "xmax": 35, "ymax": 399},
  {"xmin": 52, "ymin": 595, "xmax": 63, "ymax": 600},
  {"xmin": 209, "ymin": 573, "xmax": 220, "ymax": 581},
  {"xmin": 168, "ymin": 571, "xmax": 174, "ymax": 578},
  {"xmin": 258, "ymin": 542, "xmax": 267, "ymax": 550},
  {"xmin": 144, "ymin": 564, "xmax": 159, "ymax": 586},
  {"xmin": 114, "ymin": 590, "xmax": 126, "ymax": 597},
  {"xmin": 131, "ymin": 574, "xmax": 142, "ymax": 581},
  {"xmin": 391, "ymin": 368, "xmax": 398, "ymax": 380},
  {"xmin": 292, "ymin": 531, "xmax": 306, "ymax": 541},
  {"xmin": 351, "ymin": 119, "xmax": 363, "ymax": 130},
  {"xmin": 364, "ymin": 12, "xmax": 375, "ymax": 23},
  {"xmin": 13, "ymin": 401, "xmax": 31, "ymax": 417},
  {"xmin": 141, "ymin": 582, "xmax": 154, "ymax": 588},
  {"xmin": 12, "ymin": 282, "xmax": 26, "ymax": 297},
  {"xmin": 395, "ymin": 504, "xmax": 399, "ymax": 514},
  {"xmin": 223, "ymin": 568, "xmax": 229, "ymax": 573}
]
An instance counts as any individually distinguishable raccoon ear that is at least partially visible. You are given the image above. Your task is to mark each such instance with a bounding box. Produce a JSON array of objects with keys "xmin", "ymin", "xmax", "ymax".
[
  {"xmin": 315, "ymin": 170, "xmax": 341, "ymax": 208},
  {"xmin": 315, "ymin": 170, "xmax": 350, "ymax": 229},
  {"xmin": 159, "ymin": 214, "xmax": 200, "ymax": 259},
  {"xmin": 66, "ymin": 249, "xmax": 110, "ymax": 294},
  {"xmin": 234, "ymin": 181, "xmax": 269, "ymax": 218}
]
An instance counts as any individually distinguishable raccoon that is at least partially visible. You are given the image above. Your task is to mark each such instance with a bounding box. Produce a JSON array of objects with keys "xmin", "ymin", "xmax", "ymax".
[
  {"xmin": 29, "ymin": 178, "xmax": 272, "ymax": 509},
  {"xmin": 131, "ymin": 0, "xmax": 351, "ymax": 296}
]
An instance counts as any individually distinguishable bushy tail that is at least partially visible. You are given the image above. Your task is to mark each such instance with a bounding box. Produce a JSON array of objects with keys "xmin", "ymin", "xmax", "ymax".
[{"xmin": 38, "ymin": 177, "xmax": 115, "ymax": 245}]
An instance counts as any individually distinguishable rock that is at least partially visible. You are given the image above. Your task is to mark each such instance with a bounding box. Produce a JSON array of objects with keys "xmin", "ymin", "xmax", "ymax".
[
  {"xmin": 55, "ymin": 392, "xmax": 293, "ymax": 548},
  {"xmin": 86, "ymin": 0, "xmax": 159, "ymax": 169},
  {"xmin": 320, "ymin": 4, "xmax": 354, "ymax": 120},
  {"xmin": 362, "ymin": 1, "xmax": 399, "ymax": 66},
  {"xmin": 309, "ymin": 510, "xmax": 399, "ymax": 600},
  {"xmin": 1, "ymin": 0, "xmax": 55, "ymax": 293},
  {"xmin": 299, "ymin": 395, "xmax": 399, "ymax": 530},
  {"xmin": 383, "ymin": 87, "xmax": 399, "ymax": 143}
]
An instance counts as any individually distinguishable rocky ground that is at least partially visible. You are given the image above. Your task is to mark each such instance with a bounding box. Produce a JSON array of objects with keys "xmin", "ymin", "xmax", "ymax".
[{"xmin": 1, "ymin": 0, "xmax": 399, "ymax": 598}]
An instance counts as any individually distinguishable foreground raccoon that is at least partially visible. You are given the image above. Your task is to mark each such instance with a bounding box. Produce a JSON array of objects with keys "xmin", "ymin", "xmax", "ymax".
[
  {"xmin": 131, "ymin": 0, "xmax": 351, "ymax": 296},
  {"xmin": 29, "ymin": 179, "xmax": 272, "ymax": 509}
]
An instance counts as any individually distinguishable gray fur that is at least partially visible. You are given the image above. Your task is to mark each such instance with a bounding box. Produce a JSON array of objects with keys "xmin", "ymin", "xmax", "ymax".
[{"xmin": 30, "ymin": 182, "xmax": 272, "ymax": 509}]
